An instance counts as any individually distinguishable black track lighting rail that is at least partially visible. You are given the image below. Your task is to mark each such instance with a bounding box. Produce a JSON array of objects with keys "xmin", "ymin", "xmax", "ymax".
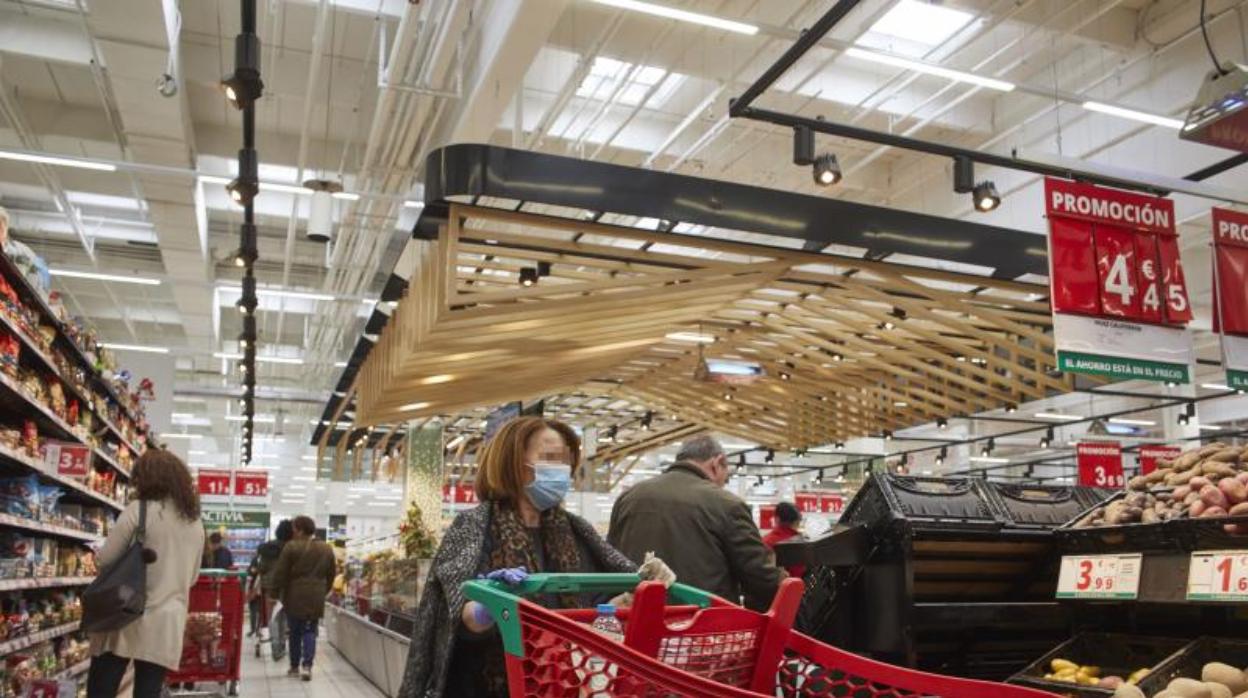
[{"xmin": 728, "ymin": 0, "xmax": 1244, "ymax": 199}]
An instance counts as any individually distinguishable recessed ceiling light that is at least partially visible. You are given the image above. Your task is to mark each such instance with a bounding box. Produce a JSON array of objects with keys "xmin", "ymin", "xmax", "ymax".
[
  {"xmin": 1082, "ymin": 101, "xmax": 1184, "ymax": 130},
  {"xmin": 1035, "ymin": 412, "xmax": 1083, "ymax": 421},
  {"xmin": 51, "ymin": 270, "xmax": 161, "ymax": 285},
  {"xmin": 1201, "ymin": 383, "xmax": 1233, "ymax": 391},
  {"xmin": 1108, "ymin": 417, "xmax": 1156, "ymax": 427},
  {"xmin": 968, "ymin": 456, "xmax": 1010, "ymax": 464},
  {"xmin": 1198, "ymin": 425, "xmax": 1224, "ymax": 432},
  {"xmin": 400, "ymin": 402, "xmax": 431, "ymax": 412},
  {"xmin": 100, "ymin": 343, "xmax": 170, "ymax": 354},
  {"xmin": 589, "ymin": 0, "xmax": 758, "ymax": 35},
  {"xmin": 0, "ymin": 150, "xmax": 117, "ymax": 172},
  {"xmin": 844, "ymin": 47, "xmax": 1015, "ymax": 92}
]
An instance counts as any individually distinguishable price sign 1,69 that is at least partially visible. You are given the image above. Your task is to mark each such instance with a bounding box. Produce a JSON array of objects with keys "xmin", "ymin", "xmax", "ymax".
[
  {"xmin": 1187, "ymin": 551, "xmax": 1248, "ymax": 602},
  {"xmin": 1057, "ymin": 554, "xmax": 1143, "ymax": 600}
]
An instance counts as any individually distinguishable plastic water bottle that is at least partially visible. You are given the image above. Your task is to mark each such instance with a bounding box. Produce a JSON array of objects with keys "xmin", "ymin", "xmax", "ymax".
[
  {"xmin": 590, "ymin": 604, "xmax": 623, "ymax": 641},
  {"xmin": 584, "ymin": 604, "xmax": 623, "ymax": 691}
]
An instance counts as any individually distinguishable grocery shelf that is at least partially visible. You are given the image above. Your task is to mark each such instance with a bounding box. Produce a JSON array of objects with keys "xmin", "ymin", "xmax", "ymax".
[
  {"xmin": 0, "ymin": 311, "xmax": 142, "ymax": 467},
  {"xmin": 0, "ymin": 371, "xmax": 83, "ymax": 444},
  {"xmin": 0, "ymin": 513, "xmax": 103, "ymax": 544},
  {"xmin": 48, "ymin": 658, "xmax": 90, "ymax": 682},
  {"xmin": 0, "ymin": 576, "xmax": 92, "ymax": 592},
  {"xmin": 1056, "ymin": 549, "xmax": 1247, "ymax": 605},
  {"xmin": 0, "ymin": 253, "xmax": 142, "ymax": 429},
  {"xmin": 92, "ymin": 447, "xmax": 132, "ymax": 480},
  {"xmin": 0, "ymin": 443, "xmax": 125, "ymax": 512},
  {"xmin": 0, "ymin": 621, "xmax": 81, "ymax": 659}
]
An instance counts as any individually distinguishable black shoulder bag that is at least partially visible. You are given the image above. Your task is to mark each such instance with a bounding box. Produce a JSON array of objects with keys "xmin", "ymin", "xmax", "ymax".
[{"xmin": 82, "ymin": 500, "xmax": 149, "ymax": 633}]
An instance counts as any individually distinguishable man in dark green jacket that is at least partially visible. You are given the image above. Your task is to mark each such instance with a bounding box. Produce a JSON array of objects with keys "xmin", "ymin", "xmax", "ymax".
[{"xmin": 608, "ymin": 435, "xmax": 784, "ymax": 611}]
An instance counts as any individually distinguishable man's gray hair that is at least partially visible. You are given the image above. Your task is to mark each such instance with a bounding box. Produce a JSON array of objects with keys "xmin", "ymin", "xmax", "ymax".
[{"xmin": 676, "ymin": 435, "xmax": 725, "ymax": 464}]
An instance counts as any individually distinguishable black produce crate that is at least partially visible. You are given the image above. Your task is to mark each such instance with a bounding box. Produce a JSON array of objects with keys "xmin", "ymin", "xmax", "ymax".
[
  {"xmin": 1008, "ymin": 632, "xmax": 1190, "ymax": 697},
  {"xmin": 987, "ymin": 483, "xmax": 1092, "ymax": 529},
  {"xmin": 851, "ymin": 474, "xmax": 1006, "ymax": 529},
  {"xmin": 1056, "ymin": 491, "xmax": 1248, "ymax": 554},
  {"xmin": 1138, "ymin": 636, "xmax": 1248, "ymax": 696},
  {"xmin": 1075, "ymin": 487, "xmax": 1118, "ymax": 510}
]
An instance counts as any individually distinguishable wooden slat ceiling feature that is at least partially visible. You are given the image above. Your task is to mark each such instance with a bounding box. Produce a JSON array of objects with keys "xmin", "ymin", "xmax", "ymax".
[{"xmin": 341, "ymin": 203, "xmax": 1068, "ymax": 452}]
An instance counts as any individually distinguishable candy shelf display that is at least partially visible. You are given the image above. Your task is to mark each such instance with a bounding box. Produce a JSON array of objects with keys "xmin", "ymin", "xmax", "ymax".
[{"xmin": 0, "ymin": 243, "xmax": 153, "ymax": 695}]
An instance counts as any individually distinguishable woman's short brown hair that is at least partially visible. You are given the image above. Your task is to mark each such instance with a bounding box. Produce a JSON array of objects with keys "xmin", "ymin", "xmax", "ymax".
[
  {"xmin": 133, "ymin": 448, "xmax": 201, "ymax": 521},
  {"xmin": 292, "ymin": 515, "xmax": 316, "ymax": 536},
  {"xmin": 474, "ymin": 417, "xmax": 581, "ymax": 503}
]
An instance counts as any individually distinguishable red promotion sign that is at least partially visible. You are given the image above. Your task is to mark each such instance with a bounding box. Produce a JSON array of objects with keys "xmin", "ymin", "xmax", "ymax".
[
  {"xmin": 796, "ymin": 492, "xmax": 845, "ymax": 514},
  {"xmin": 1138, "ymin": 446, "xmax": 1183, "ymax": 476},
  {"xmin": 40, "ymin": 441, "xmax": 90, "ymax": 479},
  {"xmin": 441, "ymin": 484, "xmax": 478, "ymax": 504},
  {"xmin": 1213, "ymin": 208, "xmax": 1248, "ymax": 336},
  {"xmin": 1045, "ymin": 178, "xmax": 1189, "ymax": 326},
  {"xmin": 1078, "ymin": 442, "xmax": 1124, "ymax": 488},
  {"xmin": 197, "ymin": 469, "xmax": 232, "ymax": 497},
  {"xmin": 233, "ymin": 471, "xmax": 269, "ymax": 498},
  {"xmin": 758, "ymin": 505, "xmax": 776, "ymax": 531}
]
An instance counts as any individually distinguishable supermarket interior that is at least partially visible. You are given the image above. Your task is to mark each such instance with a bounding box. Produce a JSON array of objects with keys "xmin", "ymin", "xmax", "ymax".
[{"xmin": 2, "ymin": 0, "xmax": 1248, "ymax": 696}]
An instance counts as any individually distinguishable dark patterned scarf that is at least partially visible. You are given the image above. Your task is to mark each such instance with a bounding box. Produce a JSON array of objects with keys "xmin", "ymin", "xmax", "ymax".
[{"xmin": 478, "ymin": 502, "xmax": 584, "ymax": 696}]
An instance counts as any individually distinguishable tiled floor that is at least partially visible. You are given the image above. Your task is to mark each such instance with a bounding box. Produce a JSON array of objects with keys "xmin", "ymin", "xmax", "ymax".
[{"xmin": 230, "ymin": 633, "xmax": 388, "ymax": 698}]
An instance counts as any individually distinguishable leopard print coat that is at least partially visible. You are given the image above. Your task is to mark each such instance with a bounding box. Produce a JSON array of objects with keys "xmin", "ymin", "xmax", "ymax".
[{"xmin": 398, "ymin": 503, "xmax": 637, "ymax": 697}]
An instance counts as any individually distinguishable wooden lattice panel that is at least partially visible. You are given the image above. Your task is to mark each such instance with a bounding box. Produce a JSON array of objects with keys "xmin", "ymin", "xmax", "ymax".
[{"xmin": 342, "ymin": 203, "xmax": 1065, "ymax": 451}]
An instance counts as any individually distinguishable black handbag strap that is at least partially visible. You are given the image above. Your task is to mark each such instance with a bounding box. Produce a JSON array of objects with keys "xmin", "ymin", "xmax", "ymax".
[{"xmin": 135, "ymin": 499, "xmax": 147, "ymax": 545}]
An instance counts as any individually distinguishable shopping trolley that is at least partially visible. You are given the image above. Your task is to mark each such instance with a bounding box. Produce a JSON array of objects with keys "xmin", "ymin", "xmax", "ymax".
[
  {"xmin": 167, "ymin": 570, "xmax": 246, "ymax": 697},
  {"xmin": 463, "ymin": 573, "xmax": 1062, "ymax": 697}
]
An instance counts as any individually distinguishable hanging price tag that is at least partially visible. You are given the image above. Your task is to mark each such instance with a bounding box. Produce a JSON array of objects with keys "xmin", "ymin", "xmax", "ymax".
[
  {"xmin": 233, "ymin": 471, "xmax": 269, "ymax": 499},
  {"xmin": 1056, "ymin": 554, "xmax": 1143, "ymax": 599},
  {"xmin": 1187, "ymin": 550, "xmax": 1248, "ymax": 601},
  {"xmin": 197, "ymin": 469, "xmax": 233, "ymax": 498}
]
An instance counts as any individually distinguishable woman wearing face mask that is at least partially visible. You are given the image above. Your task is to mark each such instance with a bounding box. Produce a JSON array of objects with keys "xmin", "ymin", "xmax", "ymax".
[{"xmin": 398, "ymin": 416, "xmax": 637, "ymax": 698}]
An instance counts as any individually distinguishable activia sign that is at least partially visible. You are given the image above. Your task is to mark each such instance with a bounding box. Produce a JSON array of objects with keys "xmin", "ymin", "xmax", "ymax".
[
  {"xmin": 1212, "ymin": 208, "xmax": 1248, "ymax": 391},
  {"xmin": 1045, "ymin": 178, "xmax": 1194, "ymax": 384}
]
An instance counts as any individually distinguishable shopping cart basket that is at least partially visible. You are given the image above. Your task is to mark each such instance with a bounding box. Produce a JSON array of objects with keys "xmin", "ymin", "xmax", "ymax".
[
  {"xmin": 463, "ymin": 573, "xmax": 1060, "ymax": 697},
  {"xmin": 167, "ymin": 570, "xmax": 247, "ymax": 696}
]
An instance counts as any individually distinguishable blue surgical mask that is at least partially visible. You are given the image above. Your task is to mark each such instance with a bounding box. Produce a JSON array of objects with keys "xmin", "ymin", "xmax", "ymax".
[{"xmin": 525, "ymin": 461, "xmax": 572, "ymax": 511}]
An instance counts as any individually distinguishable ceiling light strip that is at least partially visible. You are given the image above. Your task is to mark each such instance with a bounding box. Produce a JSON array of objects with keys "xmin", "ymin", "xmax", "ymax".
[
  {"xmin": 99, "ymin": 343, "xmax": 170, "ymax": 354},
  {"xmin": 0, "ymin": 150, "xmax": 117, "ymax": 172},
  {"xmin": 1082, "ymin": 101, "xmax": 1184, "ymax": 130},
  {"xmin": 50, "ymin": 269, "xmax": 161, "ymax": 285},
  {"xmin": 590, "ymin": 0, "xmax": 758, "ymax": 34},
  {"xmin": 843, "ymin": 47, "xmax": 1015, "ymax": 92}
]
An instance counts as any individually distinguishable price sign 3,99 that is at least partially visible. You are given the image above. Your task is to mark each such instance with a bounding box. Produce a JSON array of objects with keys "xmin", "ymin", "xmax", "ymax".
[{"xmin": 1057, "ymin": 554, "xmax": 1142, "ymax": 600}]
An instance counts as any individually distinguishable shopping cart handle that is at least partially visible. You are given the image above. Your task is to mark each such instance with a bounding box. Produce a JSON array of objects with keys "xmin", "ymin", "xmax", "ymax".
[{"xmin": 462, "ymin": 573, "xmax": 713, "ymax": 657}]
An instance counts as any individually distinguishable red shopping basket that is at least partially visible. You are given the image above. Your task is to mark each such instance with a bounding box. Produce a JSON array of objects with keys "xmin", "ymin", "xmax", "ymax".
[{"xmin": 463, "ymin": 573, "xmax": 1059, "ymax": 698}]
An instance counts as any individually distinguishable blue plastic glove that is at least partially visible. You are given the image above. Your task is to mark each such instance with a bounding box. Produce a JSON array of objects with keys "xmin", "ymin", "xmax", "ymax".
[
  {"xmin": 468, "ymin": 601, "xmax": 495, "ymax": 629},
  {"xmin": 481, "ymin": 566, "xmax": 529, "ymax": 586}
]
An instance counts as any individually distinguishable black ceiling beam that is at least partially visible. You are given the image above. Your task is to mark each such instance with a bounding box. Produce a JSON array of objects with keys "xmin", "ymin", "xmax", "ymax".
[{"xmin": 424, "ymin": 143, "xmax": 1049, "ymax": 279}]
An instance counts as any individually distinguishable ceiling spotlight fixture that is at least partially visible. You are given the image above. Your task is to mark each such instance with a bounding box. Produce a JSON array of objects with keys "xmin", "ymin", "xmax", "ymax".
[
  {"xmin": 1040, "ymin": 427, "xmax": 1054, "ymax": 448},
  {"xmin": 236, "ymin": 274, "xmax": 258, "ymax": 316},
  {"xmin": 936, "ymin": 446, "xmax": 947, "ymax": 466},
  {"xmin": 835, "ymin": 442, "xmax": 846, "ymax": 450},
  {"xmin": 519, "ymin": 267, "xmax": 539, "ymax": 287},
  {"xmin": 793, "ymin": 125, "xmax": 814, "ymax": 166},
  {"xmin": 723, "ymin": 391, "xmax": 734, "ymax": 401},
  {"xmin": 973, "ymin": 181, "xmax": 1002, "ymax": 212},
  {"xmin": 815, "ymin": 469, "xmax": 824, "ymax": 485},
  {"xmin": 981, "ymin": 437, "xmax": 995, "ymax": 457},
  {"xmin": 936, "ymin": 417, "xmax": 948, "ymax": 430},
  {"xmin": 536, "ymin": 261, "xmax": 553, "ymax": 278},
  {"xmin": 220, "ymin": 33, "xmax": 263, "ymax": 109},
  {"xmin": 640, "ymin": 411, "xmax": 653, "ymax": 431},
  {"xmin": 1004, "ymin": 404, "xmax": 1018, "ymax": 414},
  {"xmin": 226, "ymin": 149, "xmax": 259, "ymax": 207},
  {"xmin": 953, "ymin": 155, "xmax": 1001, "ymax": 212},
  {"xmin": 883, "ymin": 430, "xmax": 893, "ymax": 442},
  {"xmin": 879, "ymin": 320, "xmax": 896, "ymax": 331},
  {"xmin": 890, "ymin": 307, "xmax": 907, "ymax": 322},
  {"xmin": 765, "ymin": 449, "xmax": 775, "ymax": 464},
  {"xmin": 778, "ymin": 370, "xmax": 792, "ymax": 381},
  {"xmin": 813, "ymin": 153, "xmax": 842, "ymax": 186}
]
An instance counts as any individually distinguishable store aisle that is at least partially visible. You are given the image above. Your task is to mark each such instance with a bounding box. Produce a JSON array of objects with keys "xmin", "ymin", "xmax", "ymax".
[{"xmin": 237, "ymin": 638, "xmax": 387, "ymax": 698}]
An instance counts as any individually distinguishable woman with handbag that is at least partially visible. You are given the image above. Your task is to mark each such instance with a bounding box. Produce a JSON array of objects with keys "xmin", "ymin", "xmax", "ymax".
[{"xmin": 86, "ymin": 448, "xmax": 206, "ymax": 698}]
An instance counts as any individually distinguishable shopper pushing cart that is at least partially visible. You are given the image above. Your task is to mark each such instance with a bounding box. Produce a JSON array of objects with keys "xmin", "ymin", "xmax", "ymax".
[{"xmin": 250, "ymin": 520, "xmax": 293, "ymax": 661}]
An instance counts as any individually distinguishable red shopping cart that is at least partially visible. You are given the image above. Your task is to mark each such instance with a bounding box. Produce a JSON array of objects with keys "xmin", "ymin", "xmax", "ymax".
[
  {"xmin": 464, "ymin": 573, "xmax": 1061, "ymax": 697},
  {"xmin": 167, "ymin": 570, "xmax": 246, "ymax": 696}
]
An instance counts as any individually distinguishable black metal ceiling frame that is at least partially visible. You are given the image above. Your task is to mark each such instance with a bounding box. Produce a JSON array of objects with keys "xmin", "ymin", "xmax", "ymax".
[{"xmin": 727, "ymin": 0, "xmax": 1247, "ymax": 197}]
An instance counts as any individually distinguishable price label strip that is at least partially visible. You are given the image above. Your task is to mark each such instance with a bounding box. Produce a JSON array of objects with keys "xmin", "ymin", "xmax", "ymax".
[
  {"xmin": 1187, "ymin": 550, "xmax": 1248, "ymax": 602},
  {"xmin": 1056, "ymin": 554, "xmax": 1143, "ymax": 600}
]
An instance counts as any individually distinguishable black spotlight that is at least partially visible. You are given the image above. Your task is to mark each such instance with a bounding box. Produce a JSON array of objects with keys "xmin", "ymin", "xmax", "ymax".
[
  {"xmin": 936, "ymin": 446, "xmax": 947, "ymax": 465},
  {"xmin": 765, "ymin": 449, "xmax": 775, "ymax": 464},
  {"xmin": 793, "ymin": 125, "xmax": 815, "ymax": 166},
  {"xmin": 937, "ymin": 417, "xmax": 948, "ymax": 430},
  {"xmin": 536, "ymin": 261, "xmax": 553, "ymax": 277},
  {"xmin": 220, "ymin": 33, "xmax": 263, "ymax": 109},
  {"xmin": 812, "ymin": 153, "xmax": 842, "ymax": 186},
  {"xmin": 1040, "ymin": 427, "xmax": 1054, "ymax": 448},
  {"xmin": 981, "ymin": 437, "xmax": 995, "ymax": 457},
  {"xmin": 519, "ymin": 267, "xmax": 539, "ymax": 287},
  {"xmin": 233, "ymin": 223, "xmax": 258, "ymax": 268},
  {"xmin": 238, "ymin": 315, "xmax": 257, "ymax": 350},
  {"xmin": 227, "ymin": 149, "xmax": 259, "ymax": 206},
  {"xmin": 237, "ymin": 274, "xmax": 258, "ymax": 315},
  {"xmin": 973, "ymin": 181, "xmax": 1002, "ymax": 212},
  {"xmin": 640, "ymin": 411, "xmax": 653, "ymax": 431},
  {"xmin": 883, "ymin": 430, "xmax": 893, "ymax": 442}
]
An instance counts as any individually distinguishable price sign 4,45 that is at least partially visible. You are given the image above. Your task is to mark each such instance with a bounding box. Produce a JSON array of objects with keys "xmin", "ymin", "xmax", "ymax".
[{"xmin": 1188, "ymin": 551, "xmax": 1248, "ymax": 601}]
